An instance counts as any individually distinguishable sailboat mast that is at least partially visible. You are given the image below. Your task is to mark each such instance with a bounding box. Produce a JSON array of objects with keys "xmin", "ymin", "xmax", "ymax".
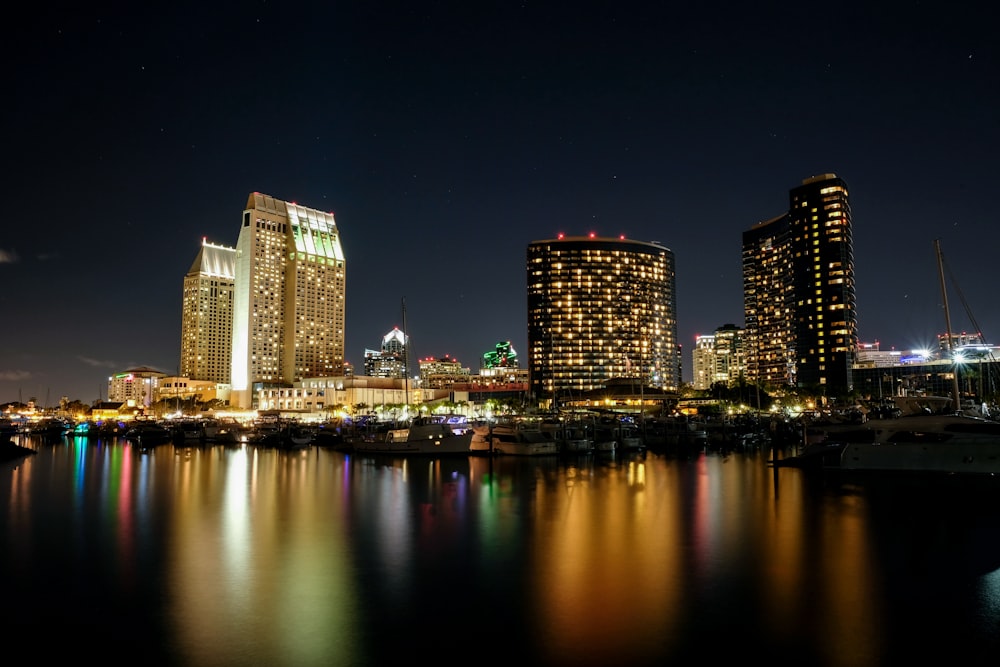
[
  {"xmin": 935, "ymin": 239, "xmax": 962, "ymax": 412},
  {"xmin": 402, "ymin": 297, "xmax": 410, "ymax": 414}
]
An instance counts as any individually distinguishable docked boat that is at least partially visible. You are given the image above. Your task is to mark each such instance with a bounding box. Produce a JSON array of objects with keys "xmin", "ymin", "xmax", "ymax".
[
  {"xmin": 838, "ymin": 412, "xmax": 1000, "ymax": 475},
  {"xmin": 123, "ymin": 419, "xmax": 173, "ymax": 445},
  {"xmin": 201, "ymin": 418, "xmax": 240, "ymax": 444},
  {"xmin": 779, "ymin": 409, "xmax": 1000, "ymax": 475},
  {"xmin": 351, "ymin": 415, "xmax": 474, "ymax": 455},
  {"xmin": 642, "ymin": 416, "xmax": 709, "ymax": 453},
  {"xmin": 481, "ymin": 418, "xmax": 559, "ymax": 456},
  {"xmin": 23, "ymin": 417, "xmax": 73, "ymax": 440},
  {"xmin": 782, "ymin": 241, "xmax": 1000, "ymax": 477},
  {"xmin": 253, "ymin": 423, "xmax": 314, "ymax": 449},
  {"xmin": 539, "ymin": 418, "xmax": 594, "ymax": 454},
  {"xmin": 593, "ymin": 416, "xmax": 645, "ymax": 452},
  {"xmin": 170, "ymin": 419, "xmax": 206, "ymax": 444},
  {"xmin": 469, "ymin": 424, "xmax": 495, "ymax": 454}
]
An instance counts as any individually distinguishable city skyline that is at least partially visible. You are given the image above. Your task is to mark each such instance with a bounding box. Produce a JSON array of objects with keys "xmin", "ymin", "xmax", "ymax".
[{"xmin": 3, "ymin": 3, "xmax": 997, "ymax": 403}]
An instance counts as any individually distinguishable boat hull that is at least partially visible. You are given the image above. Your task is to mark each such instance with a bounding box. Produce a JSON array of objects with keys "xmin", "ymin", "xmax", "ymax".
[
  {"xmin": 351, "ymin": 421, "xmax": 474, "ymax": 455},
  {"xmin": 841, "ymin": 441, "xmax": 1000, "ymax": 475}
]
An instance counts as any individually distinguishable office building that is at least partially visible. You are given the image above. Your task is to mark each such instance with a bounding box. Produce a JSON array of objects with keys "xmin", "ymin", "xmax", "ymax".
[
  {"xmin": 419, "ymin": 355, "xmax": 471, "ymax": 389},
  {"xmin": 527, "ymin": 234, "xmax": 679, "ymax": 403},
  {"xmin": 691, "ymin": 324, "xmax": 745, "ymax": 391},
  {"xmin": 230, "ymin": 193, "xmax": 346, "ymax": 409},
  {"xmin": 363, "ymin": 327, "xmax": 408, "ymax": 379},
  {"xmin": 179, "ymin": 239, "xmax": 236, "ymax": 385},
  {"xmin": 742, "ymin": 174, "xmax": 857, "ymax": 395},
  {"xmin": 692, "ymin": 334, "xmax": 717, "ymax": 391}
]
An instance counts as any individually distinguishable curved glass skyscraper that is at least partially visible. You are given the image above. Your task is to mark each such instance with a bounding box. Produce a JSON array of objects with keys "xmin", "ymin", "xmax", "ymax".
[{"xmin": 527, "ymin": 235, "xmax": 679, "ymax": 403}]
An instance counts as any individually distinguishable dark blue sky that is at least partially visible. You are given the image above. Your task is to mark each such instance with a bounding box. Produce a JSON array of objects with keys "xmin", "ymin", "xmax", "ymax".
[{"xmin": 3, "ymin": 1, "xmax": 997, "ymax": 404}]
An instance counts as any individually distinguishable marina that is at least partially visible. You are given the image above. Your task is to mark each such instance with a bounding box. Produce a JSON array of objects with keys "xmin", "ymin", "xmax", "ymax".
[{"xmin": 3, "ymin": 434, "xmax": 999, "ymax": 665}]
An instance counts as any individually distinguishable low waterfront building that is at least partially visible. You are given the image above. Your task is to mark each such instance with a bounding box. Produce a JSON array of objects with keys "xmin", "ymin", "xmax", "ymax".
[{"xmin": 107, "ymin": 367, "xmax": 167, "ymax": 408}]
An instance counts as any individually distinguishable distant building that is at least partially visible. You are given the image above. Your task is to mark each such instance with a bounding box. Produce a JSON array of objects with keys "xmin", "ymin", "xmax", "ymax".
[
  {"xmin": 938, "ymin": 331, "xmax": 985, "ymax": 353},
  {"xmin": 180, "ymin": 238, "xmax": 236, "ymax": 385},
  {"xmin": 743, "ymin": 174, "xmax": 857, "ymax": 395},
  {"xmin": 482, "ymin": 341, "xmax": 519, "ymax": 371},
  {"xmin": 527, "ymin": 235, "xmax": 680, "ymax": 403},
  {"xmin": 363, "ymin": 327, "xmax": 408, "ymax": 378},
  {"xmin": 418, "ymin": 355, "xmax": 471, "ymax": 389},
  {"xmin": 107, "ymin": 366, "xmax": 167, "ymax": 408},
  {"xmin": 257, "ymin": 376, "xmax": 448, "ymax": 416},
  {"xmin": 856, "ymin": 341, "xmax": 904, "ymax": 368},
  {"xmin": 691, "ymin": 324, "xmax": 746, "ymax": 391},
  {"xmin": 157, "ymin": 376, "xmax": 229, "ymax": 405},
  {"xmin": 692, "ymin": 334, "xmax": 716, "ymax": 391},
  {"xmin": 230, "ymin": 193, "xmax": 346, "ymax": 409}
]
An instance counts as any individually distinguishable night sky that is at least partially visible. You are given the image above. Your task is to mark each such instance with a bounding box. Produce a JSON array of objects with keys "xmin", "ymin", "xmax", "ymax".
[{"xmin": 3, "ymin": 1, "xmax": 997, "ymax": 405}]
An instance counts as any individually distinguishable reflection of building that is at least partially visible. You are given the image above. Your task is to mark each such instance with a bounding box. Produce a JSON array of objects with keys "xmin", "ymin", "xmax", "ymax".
[
  {"xmin": 363, "ymin": 327, "xmax": 408, "ymax": 378},
  {"xmin": 527, "ymin": 235, "xmax": 679, "ymax": 402},
  {"xmin": 230, "ymin": 193, "xmax": 346, "ymax": 409},
  {"xmin": 180, "ymin": 238, "xmax": 236, "ymax": 386},
  {"xmin": 743, "ymin": 174, "xmax": 857, "ymax": 394},
  {"xmin": 107, "ymin": 366, "xmax": 167, "ymax": 408}
]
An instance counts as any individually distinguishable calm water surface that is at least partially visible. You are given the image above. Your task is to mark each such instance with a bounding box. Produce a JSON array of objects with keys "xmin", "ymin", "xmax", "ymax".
[{"xmin": 3, "ymin": 436, "xmax": 1000, "ymax": 666}]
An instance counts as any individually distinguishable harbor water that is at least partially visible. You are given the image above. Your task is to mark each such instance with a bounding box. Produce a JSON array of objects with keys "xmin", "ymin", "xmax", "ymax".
[{"xmin": 3, "ymin": 436, "xmax": 1000, "ymax": 666}]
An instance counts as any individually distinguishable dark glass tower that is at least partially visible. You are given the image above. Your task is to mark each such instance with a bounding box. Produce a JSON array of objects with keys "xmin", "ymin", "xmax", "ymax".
[
  {"xmin": 743, "ymin": 174, "xmax": 857, "ymax": 396},
  {"xmin": 527, "ymin": 235, "xmax": 678, "ymax": 403}
]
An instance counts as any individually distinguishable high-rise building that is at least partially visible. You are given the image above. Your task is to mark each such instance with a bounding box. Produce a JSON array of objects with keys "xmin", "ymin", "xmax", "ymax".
[
  {"xmin": 742, "ymin": 174, "xmax": 856, "ymax": 395},
  {"xmin": 715, "ymin": 323, "xmax": 746, "ymax": 388},
  {"xmin": 180, "ymin": 239, "xmax": 236, "ymax": 385},
  {"xmin": 526, "ymin": 235, "xmax": 679, "ymax": 402},
  {"xmin": 691, "ymin": 324, "xmax": 746, "ymax": 391},
  {"xmin": 363, "ymin": 327, "xmax": 408, "ymax": 378},
  {"xmin": 230, "ymin": 193, "xmax": 346, "ymax": 409},
  {"xmin": 692, "ymin": 334, "xmax": 717, "ymax": 391}
]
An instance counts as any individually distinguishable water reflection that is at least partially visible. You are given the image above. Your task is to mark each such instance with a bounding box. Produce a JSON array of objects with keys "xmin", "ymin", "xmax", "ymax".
[{"xmin": 2, "ymin": 439, "xmax": 999, "ymax": 665}]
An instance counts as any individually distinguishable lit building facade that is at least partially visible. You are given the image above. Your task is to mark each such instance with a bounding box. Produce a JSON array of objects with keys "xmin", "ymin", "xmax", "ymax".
[
  {"xmin": 482, "ymin": 341, "xmax": 519, "ymax": 371},
  {"xmin": 230, "ymin": 193, "xmax": 346, "ymax": 409},
  {"xmin": 713, "ymin": 323, "xmax": 746, "ymax": 386},
  {"xmin": 691, "ymin": 324, "xmax": 746, "ymax": 391},
  {"xmin": 419, "ymin": 355, "xmax": 471, "ymax": 389},
  {"xmin": 180, "ymin": 239, "xmax": 236, "ymax": 385},
  {"xmin": 363, "ymin": 327, "xmax": 408, "ymax": 378},
  {"xmin": 527, "ymin": 235, "xmax": 679, "ymax": 402},
  {"xmin": 107, "ymin": 366, "xmax": 167, "ymax": 408},
  {"xmin": 743, "ymin": 174, "xmax": 857, "ymax": 395},
  {"xmin": 692, "ymin": 334, "xmax": 716, "ymax": 391}
]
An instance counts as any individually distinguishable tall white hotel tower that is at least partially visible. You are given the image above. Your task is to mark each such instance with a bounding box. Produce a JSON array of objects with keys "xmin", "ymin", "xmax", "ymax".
[
  {"xmin": 230, "ymin": 192, "xmax": 346, "ymax": 409},
  {"xmin": 180, "ymin": 239, "xmax": 237, "ymax": 385}
]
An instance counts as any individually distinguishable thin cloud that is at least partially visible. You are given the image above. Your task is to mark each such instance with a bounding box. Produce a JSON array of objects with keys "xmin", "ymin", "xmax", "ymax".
[
  {"xmin": 78, "ymin": 356, "xmax": 119, "ymax": 368},
  {"xmin": 0, "ymin": 249, "xmax": 18, "ymax": 263},
  {"xmin": 0, "ymin": 370, "xmax": 31, "ymax": 381}
]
